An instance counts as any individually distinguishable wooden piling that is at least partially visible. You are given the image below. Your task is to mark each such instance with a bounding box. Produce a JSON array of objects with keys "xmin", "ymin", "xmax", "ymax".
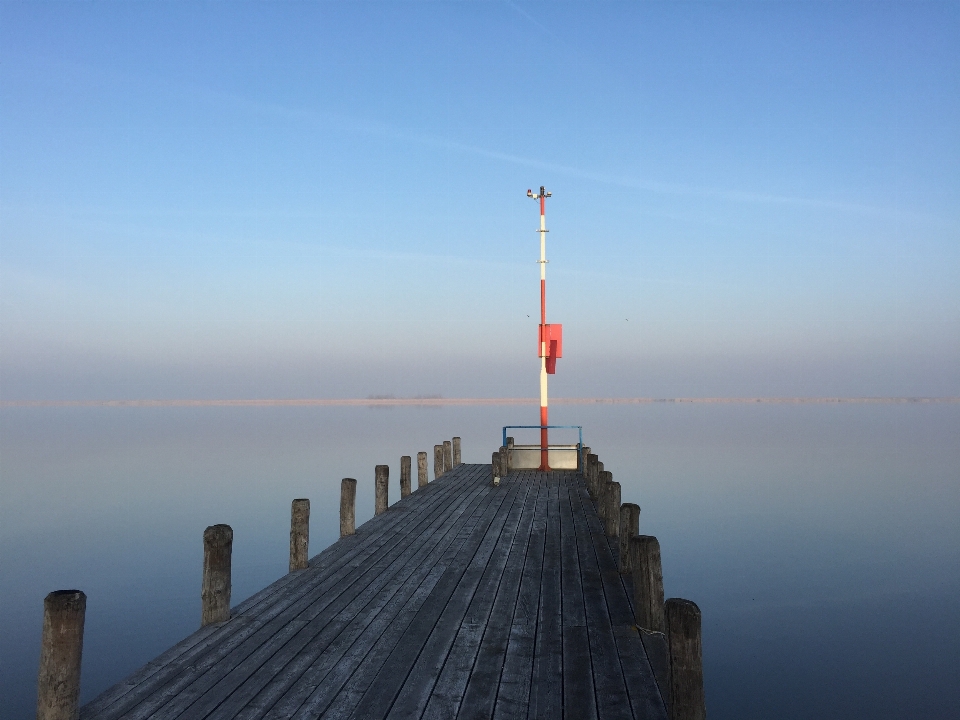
[
  {"xmin": 434, "ymin": 445, "xmax": 443, "ymax": 479},
  {"xmin": 597, "ymin": 470, "xmax": 612, "ymax": 524},
  {"xmin": 452, "ymin": 437, "xmax": 461, "ymax": 466},
  {"xmin": 417, "ymin": 452, "xmax": 428, "ymax": 488},
  {"xmin": 443, "ymin": 440, "xmax": 453, "ymax": 474},
  {"xmin": 340, "ymin": 478, "xmax": 357, "ymax": 537},
  {"xmin": 400, "ymin": 456, "xmax": 412, "ymax": 498},
  {"xmin": 375, "ymin": 465, "xmax": 389, "ymax": 515},
  {"xmin": 491, "ymin": 451, "xmax": 501, "ymax": 486},
  {"xmin": 201, "ymin": 524, "xmax": 232, "ymax": 626},
  {"xmin": 289, "ymin": 499, "xmax": 310, "ymax": 572},
  {"xmin": 619, "ymin": 503, "xmax": 641, "ymax": 572},
  {"xmin": 596, "ymin": 461, "xmax": 605, "ymax": 503},
  {"xmin": 665, "ymin": 598, "xmax": 706, "ymax": 720},
  {"xmin": 586, "ymin": 454, "xmax": 598, "ymax": 498},
  {"xmin": 580, "ymin": 445, "xmax": 591, "ymax": 472},
  {"xmin": 605, "ymin": 481, "xmax": 621, "ymax": 536},
  {"xmin": 36, "ymin": 590, "xmax": 85, "ymax": 720},
  {"xmin": 630, "ymin": 535, "xmax": 665, "ymax": 632}
]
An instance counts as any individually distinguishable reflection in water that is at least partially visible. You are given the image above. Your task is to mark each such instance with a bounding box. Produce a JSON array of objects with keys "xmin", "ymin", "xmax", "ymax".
[{"xmin": 1, "ymin": 404, "xmax": 958, "ymax": 718}]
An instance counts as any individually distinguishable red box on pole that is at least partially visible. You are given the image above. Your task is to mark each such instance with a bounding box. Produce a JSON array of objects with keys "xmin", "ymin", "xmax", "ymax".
[{"xmin": 538, "ymin": 324, "xmax": 562, "ymax": 374}]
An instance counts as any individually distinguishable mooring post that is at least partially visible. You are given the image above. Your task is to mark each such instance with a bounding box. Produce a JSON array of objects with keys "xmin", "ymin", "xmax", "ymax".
[
  {"xmin": 630, "ymin": 535, "xmax": 665, "ymax": 632},
  {"xmin": 375, "ymin": 465, "xmax": 389, "ymax": 515},
  {"xmin": 452, "ymin": 437, "xmax": 461, "ymax": 466},
  {"xmin": 596, "ymin": 461, "xmax": 606, "ymax": 504},
  {"xmin": 604, "ymin": 481, "xmax": 621, "ymax": 536},
  {"xmin": 665, "ymin": 598, "xmax": 706, "ymax": 720},
  {"xmin": 434, "ymin": 445, "xmax": 443, "ymax": 479},
  {"xmin": 580, "ymin": 445, "xmax": 591, "ymax": 473},
  {"xmin": 443, "ymin": 440, "xmax": 453, "ymax": 474},
  {"xmin": 586, "ymin": 453, "xmax": 598, "ymax": 498},
  {"xmin": 201, "ymin": 524, "xmax": 233, "ymax": 626},
  {"xmin": 491, "ymin": 451, "xmax": 501, "ymax": 486},
  {"xmin": 417, "ymin": 452, "xmax": 428, "ymax": 488},
  {"xmin": 619, "ymin": 503, "xmax": 641, "ymax": 572},
  {"xmin": 340, "ymin": 478, "xmax": 357, "ymax": 536},
  {"xmin": 36, "ymin": 590, "xmax": 85, "ymax": 720},
  {"xmin": 289, "ymin": 499, "xmax": 310, "ymax": 572},
  {"xmin": 597, "ymin": 470, "xmax": 612, "ymax": 525},
  {"xmin": 400, "ymin": 455, "xmax": 412, "ymax": 498}
]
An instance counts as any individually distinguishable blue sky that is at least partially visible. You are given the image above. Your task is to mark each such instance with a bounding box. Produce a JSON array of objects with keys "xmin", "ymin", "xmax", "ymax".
[{"xmin": 1, "ymin": 1, "xmax": 957, "ymax": 399}]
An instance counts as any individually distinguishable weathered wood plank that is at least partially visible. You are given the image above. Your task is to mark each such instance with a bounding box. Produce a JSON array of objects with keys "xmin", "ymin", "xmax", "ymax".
[
  {"xmin": 82, "ymin": 464, "xmax": 672, "ymax": 720},
  {"xmin": 527, "ymin": 473, "xmax": 563, "ymax": 719},
  {"xmin": 456, "ymin": 472, "xmax": 544, "ymax": 720},
  {"xmin": 389, "ymin": 477, "xmax": 534, "ymax": 719},
  {"xmin": 82, "ymin": 465, "xmax": 482, "ymax": 720},
  {"xmin": 559, "ymin": 472, "xmax": 597, "ymax": 720},
  {"xmin": 226, "ymin": 469, "xmax": 498, "ymax": 719},
  {"xmin": 492, "ymin": 471, "xmax": 547, "ymax": 720},
  {"xmin": 568, "ymin": 472, "xmax": 635, "ymax": 720},
  {"xmin": 347, "ymin": 472, "xmax": 525, "ymax": 719},
  {"xmin": 184, "ymin": 467, "xmax": 495, "ymax": 719},
  {"xmin": 416, "ymin": 466, "xmax": 540, "ymax": 720},
  {"xmin": 312, "ymin": 471, "xmax": 523, "ymax": 720}
]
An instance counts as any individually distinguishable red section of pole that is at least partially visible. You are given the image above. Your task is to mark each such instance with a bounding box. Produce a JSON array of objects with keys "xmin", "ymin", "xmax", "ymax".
[{"xmin": 539, "ymin": 405, "xmax": 549, "ymax": 470}]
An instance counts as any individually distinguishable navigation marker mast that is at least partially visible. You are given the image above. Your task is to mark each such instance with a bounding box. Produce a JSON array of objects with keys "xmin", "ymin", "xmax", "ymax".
[{"xmin": 527, "ymin": 186, "xmax": 562, "ymax": 471}]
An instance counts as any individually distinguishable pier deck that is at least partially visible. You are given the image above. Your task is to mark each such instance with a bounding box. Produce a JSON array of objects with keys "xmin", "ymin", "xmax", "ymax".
[{"xmin": 81, "ymin": 464, "xmax": 668, "ymax": 719}]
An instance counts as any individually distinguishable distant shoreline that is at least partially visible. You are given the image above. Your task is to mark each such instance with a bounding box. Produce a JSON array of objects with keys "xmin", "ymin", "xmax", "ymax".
[{"xmin": 2, "ymin": 397, "xmax": 957, "ymax": 408}]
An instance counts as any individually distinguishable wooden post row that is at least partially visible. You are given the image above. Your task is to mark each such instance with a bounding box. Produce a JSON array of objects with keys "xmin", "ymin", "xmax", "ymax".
[
  {"xmin": 630, "ymin": 535, "xmax": 665, "ymax": 633},
  {"xmin": 586, "ymin": 454, "xmax": 598, "ymax": 499},
  {"xmin": 452, "ymin": 437, "xmax": 461, "ymax": 466},
  {"xmin": 37, "ymin": 590, "xmax": 86, "ymax": 720},
  {"xmin": 400, "ymin": 455, "xmax": 412, "ymax": 498},
  {"xmin": 628, "ymin": 533, "xmax": 672, "ymax": 712},
  {"xmin": 289, "ymin": 499, "xmax": 310, "ymax": 572},
  {"xmin": 443, "ymin": 440, "xmax": 453, "ymax": 474},
  {"xmin": 417, "ymin": 452, "xmax": 428, "ymax": 488},
  {"xmin": 605, "ymin": 480, "xmax": 621, "ymax": 536},
  {"xmin": 434, "ymin": 445, "xmax": 443, "ymax": 480},
  {"xmin": 619, "ymin": 503, "xmax": 640, "ymax": 572},
  {"xmin": 665, "ymin": 598, "xmax": 706, "ymax": 720},
  {"xmin": 201, "ymin": 524, "xmax": 233, "ymax": 626},
  {"xmin": 340, "ymin": 478, "xmax": 357, "ymax": 536},
  {"xmin": 375, "ymin": 465, "xmax": 389, "ymax": 515},
  {"xmin": 597, "ymin": 469, "xmax": 611, "ymax": 525}
]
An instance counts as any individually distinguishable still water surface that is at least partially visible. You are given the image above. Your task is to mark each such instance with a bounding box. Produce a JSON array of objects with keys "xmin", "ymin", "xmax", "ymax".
[{"xmin": 1, "ymin": 403, "xmax": 958, "ymax": 718}]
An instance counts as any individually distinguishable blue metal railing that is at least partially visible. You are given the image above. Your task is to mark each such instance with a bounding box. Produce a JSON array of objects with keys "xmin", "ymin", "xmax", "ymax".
[{"xmin": 501, "ymin": 425, "xmax": 584, "ymax": 469}]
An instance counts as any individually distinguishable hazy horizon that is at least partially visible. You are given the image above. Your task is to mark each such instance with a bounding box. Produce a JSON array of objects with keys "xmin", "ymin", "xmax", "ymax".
[{"xmin": 2, "ymin": 2, "xmax": 958, "ymax": 404}]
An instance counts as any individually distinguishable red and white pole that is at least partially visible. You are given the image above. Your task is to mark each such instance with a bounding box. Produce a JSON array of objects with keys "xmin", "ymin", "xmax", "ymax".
[{"xmin": 529, "ymin": 185, "xmax": 552, "ymax": 471}]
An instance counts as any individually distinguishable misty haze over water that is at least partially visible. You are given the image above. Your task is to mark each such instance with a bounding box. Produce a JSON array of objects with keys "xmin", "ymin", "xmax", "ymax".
[{"xmin": 1, "ymin": 402, "xmax": 957, "ymax": 718}]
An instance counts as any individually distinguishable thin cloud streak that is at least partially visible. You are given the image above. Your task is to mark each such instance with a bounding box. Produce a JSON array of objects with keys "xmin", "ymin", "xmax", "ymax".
[{"xmin": 55, "ymin": 59, "xmax": 944, "ymax": 227}]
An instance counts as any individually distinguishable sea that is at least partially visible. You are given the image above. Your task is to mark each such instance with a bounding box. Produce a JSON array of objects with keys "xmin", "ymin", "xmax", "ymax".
[{"xmin": 1, "ymin": 401, "xmax": 958, "ymax": 718}]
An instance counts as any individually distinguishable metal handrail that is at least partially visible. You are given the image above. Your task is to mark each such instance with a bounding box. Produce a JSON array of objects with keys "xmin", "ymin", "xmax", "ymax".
[{"xmin": 502, "ymin": 425, "xmax": 584, "ymax": 469}]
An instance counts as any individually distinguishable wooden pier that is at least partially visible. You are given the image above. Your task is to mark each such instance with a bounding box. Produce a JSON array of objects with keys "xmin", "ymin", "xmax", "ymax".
[{"xmin": 56, "ymin": 459, "xmax": 702, "ymax": 719}]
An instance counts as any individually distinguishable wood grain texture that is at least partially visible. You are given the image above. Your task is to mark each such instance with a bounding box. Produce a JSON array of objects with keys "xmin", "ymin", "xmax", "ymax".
[{"xmin": 80, "ymin": 465, "xmax": 668, "ymax": 720}]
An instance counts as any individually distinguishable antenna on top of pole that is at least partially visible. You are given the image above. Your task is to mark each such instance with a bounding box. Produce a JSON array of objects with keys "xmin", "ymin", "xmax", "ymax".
[{"xmin": 527, "ymin": 186, "xmax": 560, "ymax": 471}]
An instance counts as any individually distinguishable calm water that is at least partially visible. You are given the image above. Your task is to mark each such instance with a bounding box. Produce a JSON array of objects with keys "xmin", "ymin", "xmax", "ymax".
[{"xmin": 1, "ymin": 403, "xmax": 958, "ymax": 718}]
